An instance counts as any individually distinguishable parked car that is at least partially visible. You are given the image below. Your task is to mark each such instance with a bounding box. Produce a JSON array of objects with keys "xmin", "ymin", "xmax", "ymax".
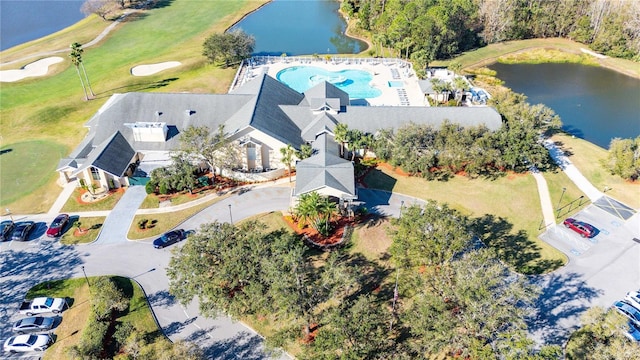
[
  {"xmin": 0, "ymin": 220, "xmax": 14, "ymax": 241},
  {"xmin": 3, "ymin": 334, "xmax": 53, "ymax": 353},
  {"xmin": 19, "ymin": 297, "xmax": 66, "ymax": 316},
  {"xmin": 46, "ymin": 214, "xmax": 69, "ymax": 238},
  {"xmin": 624, "ymin": 321, "xmax": 640, "ymax": 342},
  {"xmin": 614, "ymin": 300, "xmax": 640, "ymax": 327},
  {"xmin": 12, "ymin": 316, "xmax": 55, "ymax": 334},
  {"xmin": 153, "ymin": 229, "xmax": 185, "ymax": 249},
  {"xmin": 11, "ymin": 221, "xmax": 35, "ymax": 241},
  {"xmin": 563, "ymin": 218, "xmax": 596, "ymax": 238},
  {"xmin": 625, "ymin": 290, "xmax": 640, "ymax": 310}
]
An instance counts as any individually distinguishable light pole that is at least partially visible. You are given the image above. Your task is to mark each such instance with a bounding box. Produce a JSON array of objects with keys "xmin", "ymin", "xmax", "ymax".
[
  {"xmin": 5, "ymin": 208, "xmax": 13, "ymax": 222},
  {"xmin": 228, "ymin": 204, "xmax": 233, "ymax": 225},
  {"xmin": 400, "ymin": 200, "xmax": 404, "ymax": 218},
  {"xmin": 81, "ymin": 266, "xmax": 91, "ymax": 293}
]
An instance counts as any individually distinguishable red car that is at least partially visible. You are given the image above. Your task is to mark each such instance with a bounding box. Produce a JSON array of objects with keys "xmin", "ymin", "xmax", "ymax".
[
  {"xmin": 563, "ymin": 218, "xmax": 596, "ymax": 238},
  {"xmin": 46, "ymin": 214, "xmax": 69, "ymax": 238}
]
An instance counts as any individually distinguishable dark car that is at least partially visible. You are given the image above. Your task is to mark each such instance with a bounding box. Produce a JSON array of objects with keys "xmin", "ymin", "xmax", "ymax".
[
  {"xmin": 0, "ymin": 220, "xmax": 15, "ymax": 241},
  {"xmin": 563, "ymin": 218, "xmax": 596, "ymax": 238},
  {"xmin": 153, "ymin": 229, "xmax": 185, "ymax": 249},
  {"xmin": 11, "ymin": 221, "xmax": 35, "ymax": 241},
  {"xmin": 12, "ymin": 316, "xmax": 55, "ymax": 334},
  {"xmin": 46, "ymin": 214, "xmax": 69, "ymax": 238}
]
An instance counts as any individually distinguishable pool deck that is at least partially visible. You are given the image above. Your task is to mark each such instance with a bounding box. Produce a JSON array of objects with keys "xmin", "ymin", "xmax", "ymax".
[{"xmin": 236, "ymin": 56, "xmax": 428, "ymax": 107}]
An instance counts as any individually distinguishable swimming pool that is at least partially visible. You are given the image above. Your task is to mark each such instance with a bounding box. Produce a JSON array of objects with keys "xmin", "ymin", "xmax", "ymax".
[{"xmin": 276, "ymin": 66, "xmax": 382, "ymax": 99}]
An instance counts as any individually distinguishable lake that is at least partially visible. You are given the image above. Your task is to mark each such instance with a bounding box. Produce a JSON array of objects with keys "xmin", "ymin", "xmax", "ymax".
[
  {"xmin": 490, "ymin": 63, "xmax": 640, "ymax": 149},
  {"xmin": 1, "ymin": 0, "xmax": 86, "ymax": 51},
  {"xmin": 228, "ymin": 0, "xmax": 367, "ymax": 56}
]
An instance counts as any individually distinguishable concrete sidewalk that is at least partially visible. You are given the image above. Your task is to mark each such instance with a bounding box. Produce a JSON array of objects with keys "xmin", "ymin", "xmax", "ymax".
[
  {"xmin": 530, "ymin": 166, "xmax": 556, "ymax": 229},
  {"xmin": 544, "ymin": 139, "xmax": 604, "ymax": 202}
]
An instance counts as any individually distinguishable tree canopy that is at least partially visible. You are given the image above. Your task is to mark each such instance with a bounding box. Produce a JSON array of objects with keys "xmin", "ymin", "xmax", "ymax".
[
  {"xmin": 202, "ymin": 30, "xmax": 255, "ymax": 67},
  {"xmin": 343, "ymin": 0, "xmax": 640, "ymax": 61},
  {"xmin": 604, "ymin": 136, "xmax": 640, "ymax": 181}
]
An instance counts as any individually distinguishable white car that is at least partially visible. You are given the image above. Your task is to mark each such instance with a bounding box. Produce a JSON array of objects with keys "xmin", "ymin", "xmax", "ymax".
[
  {"xmin": 625, "ymin": 290, "xmax": 640, "ymax": 310},
  {"xmin": 3, "ymin": 334, "xmax": 53, "ymax": 353}
]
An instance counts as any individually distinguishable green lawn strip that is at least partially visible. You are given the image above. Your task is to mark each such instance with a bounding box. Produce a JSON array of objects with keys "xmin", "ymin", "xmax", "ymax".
[
  {"xmin": 0, "ymin": 15, "xmax": 107, "ymax": 65},
  {"xmin": 551, "ymin": 132, "xmax": 640, "ymax": 209},
  {"xmin": 238, "ymin": 211, "xmax": 291, "ymax": 233},
  {"xmin": 138, "ymin": 191, "xmax": 215, "ymax": 210},
  {"xmin": 61, "ymin": 188, "xmax": 125, "ymax": 212},
  {"xmin": 128, "ymin": 194, "xmax": 230, "ymax": 240},
  {"xmin": 543, "ymin": 168, "xmax": 591, "ymax": 220},
  {"xmin": 363, "ymin": 166, "xmax": 567, "ymax": 273},
  {"xmin": 0, "ymin": 140, "xmax": 68, "ymax": 206},
  {"xmin": 111, "ymin": 276, "xmax": 165, "ymax": 338},
  {"xmin": 60, "ymin": 216, "xmax": 106, "ymax": 245},
  {"xmin": 163, "ymin": 190, "xmax": 213, "ymax": 207}
]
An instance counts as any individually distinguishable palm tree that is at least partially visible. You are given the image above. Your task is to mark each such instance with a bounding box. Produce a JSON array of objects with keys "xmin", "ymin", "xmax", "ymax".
[
  {"xmin": 297, "ymin": 144, "xmax": 313, "ymax": 160},
  {"xmin": 452, "ymin": 77, "xmax": 468, "ymax": 106},
  {"xmin": 317, "ymin": 197, "xmax": 338, "ymax": 235},
  {"xmin": 334, "ymin": 123, "xmax": 348, "ymax": 158},
  {"xmin": 294, "ymin": 192, "xmax": 321, "ymax": 229},
  {"xmin": 280, "ymin": 144, "xmax": 296, "ymax": 183},
  {"xmin": 69, "ymin": 42, "xmax": 95, "ymax": 99}
]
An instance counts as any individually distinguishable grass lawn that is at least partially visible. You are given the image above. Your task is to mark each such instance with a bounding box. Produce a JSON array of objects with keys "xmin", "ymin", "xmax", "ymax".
[
  {"xmin": 61, "ymin": 188, "xmax": 125, "ymax": 212},
  {"xmin": 26, "ymin": 276, "xmax": 163, "ymax": 359},
  {"xmin": 432, "ymin": 38, "xmax": 640, "ymax": 79},
  {"xmin": 550, "ymin": 132, "xmax": 640, "ymax": 209},
  {"xmin": 239, "ymin": 211, "xmax": 290, "ymax": 233},
  {"xmin": 363, "ymin": 164, "xmax": 567, "ymax": 274},
  {"xmin": 0, "ymin": 0, "xmax": 266, "ymax": 213},
  {"xmin": 128, "ymin": 193, "xmax": 230, "ymax": 240},
  {"xmin": 0, "ymin": 140, "xmax": 68, "ymax": 210},
  {"xmin": 59, "ymin": 216, "xmax": 106, "ymax": 245}
]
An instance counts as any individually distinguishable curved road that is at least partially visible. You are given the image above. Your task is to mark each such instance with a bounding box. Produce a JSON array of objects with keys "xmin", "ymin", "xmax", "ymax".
[{"xmin": 0, "ymin": 185, "xmax": 421, "ymax": 359}]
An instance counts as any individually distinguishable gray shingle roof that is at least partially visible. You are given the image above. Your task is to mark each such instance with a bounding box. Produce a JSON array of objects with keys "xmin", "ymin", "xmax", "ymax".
[
  {"xmin": 64, "ymin": 74, "xmax": 503, "ymax": 191},
  {"xmin": 337, "ymin": 106, "xmax": 502, "ymax": 133},
  {"xmin": 300, "ymin": 113, "xmax": 338, "ymax": 142},
  {"xmin": 294, "ymin": 133, "xmax": 355, "ymax": 198},
  {"xmin": 301, "ymin": 82, "xmax": 349, "ymax": 109},
  {"xmin": 73, "ymin": 131, "xmax": 135, "ymax": 177}
]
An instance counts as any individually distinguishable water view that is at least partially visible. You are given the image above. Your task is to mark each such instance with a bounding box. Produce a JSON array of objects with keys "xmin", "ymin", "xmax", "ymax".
[
  {"xmin": 490, "ymin": 63, "xmax": 640, "ymax": 149},
  {"xmin": 229, "ymin": 0, "xmax": 367, "ymax": 56},
  {"xmin": 1, "ymin": 0, "xmax": 86, "ymax": 51}
]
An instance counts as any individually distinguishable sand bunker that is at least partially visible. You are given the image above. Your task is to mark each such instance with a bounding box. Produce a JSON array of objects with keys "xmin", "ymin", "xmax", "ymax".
[
  {"xmin": 131, "ymin": 61, "xmax": 181, "ymax": 76},
  {"xmin": 0, "ymin": 57, "xmax": 64, "ymax": 82}
]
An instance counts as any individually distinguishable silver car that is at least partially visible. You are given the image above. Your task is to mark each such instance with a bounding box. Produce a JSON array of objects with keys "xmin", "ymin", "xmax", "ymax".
[
  {"xmin": 3, "ymin": 334, "xmax": 53, "ymax": 353},
  {"xmin": 12, "ymin": 316, "xmax": 55, "ymax": 334}
]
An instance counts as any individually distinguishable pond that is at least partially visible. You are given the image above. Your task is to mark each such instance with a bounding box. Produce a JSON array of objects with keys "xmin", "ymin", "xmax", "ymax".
[
  {"xmin": 490, "ymin": 63, "xmax": 640, "ymax": 149},
  {"xmin": 1, "ymin": 0, "xmax": 86, "ymax": 51},
  {"xmin": 228, "ymin": 0, "xmax": 367, "ymax": 56}
]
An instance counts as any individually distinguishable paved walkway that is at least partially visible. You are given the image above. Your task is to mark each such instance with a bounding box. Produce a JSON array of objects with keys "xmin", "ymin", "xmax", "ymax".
[
  {"xmin": 95, "ymin": 185, "xmax": 147, "ymax": 244},
  {"xmin": 530, "ymin": 166, "xmax": 557, "ymax": 229},
  {"xmin": 544, "ymin": 139, "xmax": 604, "ymax": 202}
]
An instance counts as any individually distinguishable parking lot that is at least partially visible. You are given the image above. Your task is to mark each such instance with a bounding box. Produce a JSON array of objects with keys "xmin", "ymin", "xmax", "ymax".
[{"xmin": 533, "ymin": 201, "xmax": 640, "ymax": 344}]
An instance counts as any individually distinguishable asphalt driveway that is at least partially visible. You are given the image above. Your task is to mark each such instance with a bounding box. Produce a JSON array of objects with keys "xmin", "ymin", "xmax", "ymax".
[{"xmin": 533, "ymin": 204, "xmax": 640, "ymax": 345}]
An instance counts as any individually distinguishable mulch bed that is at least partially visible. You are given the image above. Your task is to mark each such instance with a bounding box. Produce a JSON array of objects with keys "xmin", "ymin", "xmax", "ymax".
[
  {"xmin": 283, "ymin": 215, "xmax": 359, "ymax": 248},
  {"xmin": 77, "ymin": 188, "xmax": 124, "ymax": 204}
]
